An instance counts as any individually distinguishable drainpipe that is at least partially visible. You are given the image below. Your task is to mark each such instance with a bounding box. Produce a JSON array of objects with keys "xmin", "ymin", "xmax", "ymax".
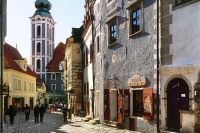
[
  {"xmin": 91, "ymin": 13, "xmax": 95, "ymax": 118},
  {"xmin": 156, "ymin": 0, "xmax": 160, "ymax": 133}
]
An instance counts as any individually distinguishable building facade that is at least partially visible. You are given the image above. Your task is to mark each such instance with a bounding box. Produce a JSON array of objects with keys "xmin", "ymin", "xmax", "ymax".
[
  {"xmin": 4, "ymin": 43, "xmax": 37, "ymax": 111},
  {"xmin": 93, "ymin": 0, "xmax": 157, "ymax": 132},
  {"xmin": 82, "ymin": 0, "xmax": 94, "ymax": 118},
  {"xmin": 46, "ymin": 42, "xmax": 65, "ymax": 103},
  {"xmin": 30, "ymin": 0, "xmax": 55, "ymax": 83},
  {"xmin": 64, "ymin": 27, "xmax": 83, "ymax": 115},
  {"xmin": 159, "ymin": 0, "xmax": 200, "ymax": 132}
]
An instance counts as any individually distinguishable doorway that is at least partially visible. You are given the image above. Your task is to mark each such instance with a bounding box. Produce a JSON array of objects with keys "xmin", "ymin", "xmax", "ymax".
[{"xmin": 167, "ymin": 78, "xmax": 189, "ymax": 131}]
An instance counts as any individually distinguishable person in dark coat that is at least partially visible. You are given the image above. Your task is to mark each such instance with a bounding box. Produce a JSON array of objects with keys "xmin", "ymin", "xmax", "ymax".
[
  {"xmin": 34, "ymin": 104, "xmax": 40, "ymax": 123},
  {"xmin": 7, "ymin": 105, "xmax": 16, "ymax": 124},
  {"xmin": 39, "ymin": 104, "xmax": 45, "ymax": 122},
  {"xmin": 62, "ymin": 104, "xmax": 68, "ymax": 123},
  {"xmin": 24, "ymin": 104, "xmax": 30, "ymax": 121}
]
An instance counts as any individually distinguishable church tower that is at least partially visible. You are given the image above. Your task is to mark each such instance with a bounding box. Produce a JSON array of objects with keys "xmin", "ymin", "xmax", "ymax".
[{"xmin": 30, "ymin": 0, "xmax": 56, "ymax": 82}]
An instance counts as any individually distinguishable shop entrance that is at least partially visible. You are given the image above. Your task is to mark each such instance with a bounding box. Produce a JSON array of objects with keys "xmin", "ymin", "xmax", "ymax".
[{"xmin": 167, "ymin": 78, "xmax": 189, "ymax": 131}]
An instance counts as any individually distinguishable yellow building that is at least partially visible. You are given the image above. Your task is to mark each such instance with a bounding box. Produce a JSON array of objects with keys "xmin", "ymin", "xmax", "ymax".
[
  {"xmin": 4, "ymin": 43, "xmax": 37, "ymax": 111},
  {"xmin": 62, "ymin": 27, "xmax": 83, "ymax": 115}
]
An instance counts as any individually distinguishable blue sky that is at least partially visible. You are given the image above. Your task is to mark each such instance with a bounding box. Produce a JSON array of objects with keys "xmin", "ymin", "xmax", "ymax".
[{"xmin": 6, "ymin": 0, "xmax": 85, "ymax": 64}]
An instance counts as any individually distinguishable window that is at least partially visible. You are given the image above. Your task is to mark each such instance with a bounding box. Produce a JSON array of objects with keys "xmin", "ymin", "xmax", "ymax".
[
  {"xmin": 62, "ymin": 84, "xmax": 64, "ymax": 91},
  {"xmin": 32, "ymin": 83, "xmax": 34, "ymax": 91},
  {"xmin": 90, "ymin": 44, "xmax": 93, "ymax": 63},
  {"xmin": 51, "ymin": 84, "xmax": 56, "ymax": 91},
  {"xmin": 96, "ymin": 36, "xmax": 100, "ymax": 53},
  {"xmin": 37, "ymin": 42, "xmax": 41, "ymax": 53},
  {"xmin": 175, "ymin": 0, "xmax": 192, "ymax": 6},
  {"xmin": 132, "ymin": 90, "xmax": 143, "ymax": 116},
  {"xmin": 86, "ymin": 49, "xmax": 88, "ymax": 66},
  {"xmin": 18, "ymin": 80, "xmax": 21, "ymax": 90},
  {"xmin": 110, "ymin": 23, "xmax": 117, "ymax": 44},
  {"xmin": 51, "ymin": 73, "xmax": 56, "ymax": 80},
  {"xmin": 127, "ymin": 1, "xmax": 142, "ymax": 37},
  {"xmin": 106, "ymin": 15, "xmax": 118, "ymax": 46},
  {"xmin": 36, "ymin": 59, "xmax": 41, "ymax": 70},
  {"xmin": 37, "ymin": 25, "xmax": 41, "ymax": 37},
  {"xmin": 76, "ymin": 48, "xmax": 80, "ymax": 53},
  {"xmin": 131, "ymin": 8, "xmax": 141, "ymax": 34},
  {"xmin": 14, "ymin": 79, "xmax": 17, "ymax": 90}
]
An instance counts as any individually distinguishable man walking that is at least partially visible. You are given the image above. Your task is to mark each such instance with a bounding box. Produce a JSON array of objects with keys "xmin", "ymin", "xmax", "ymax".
[
  {"xmin": 34, "ymin": 104, "xmax": 40, "ymax": 123},
  {"xmin": 39, "ymin": 104, "xmax": 45, "ymax": 122},
  {"xmin": 62, "ymin": 104, "xmax": 68, "ymax": 123},
  {"xmin": 24, "ymin": 104, "xmax": 30, "ymax": 121},
  {"xmin": 7, "ymin": 105, "xmax": 16, "ymax": 124}
]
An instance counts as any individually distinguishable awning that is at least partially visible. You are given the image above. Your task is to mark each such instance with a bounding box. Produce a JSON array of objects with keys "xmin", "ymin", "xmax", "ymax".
[{"xmin": 47, "ymin": 93, "xmax": 66, "ymax": 97}]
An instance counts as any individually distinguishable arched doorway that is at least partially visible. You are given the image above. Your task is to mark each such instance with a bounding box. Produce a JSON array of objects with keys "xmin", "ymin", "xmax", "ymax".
[{"xmin": 167, "ymin": 78, "xmax": 189, "ymax": 131}]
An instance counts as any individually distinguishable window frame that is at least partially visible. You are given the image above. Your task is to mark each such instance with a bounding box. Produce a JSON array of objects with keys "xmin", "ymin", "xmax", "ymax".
[
  {"xmin": 127, "ymin": 1, "xmax": 143, "ymax": 38},
  {"xmin": 130, "ymin": 88, "xmax": 143, "ymax": 118},
  {"xmin": 106, "ymin": 16, "xmax": 118, "ymax": 46},
  {"xmin": 174, "ymin": 0, "xmax": 192, "ymax": 6},
  {"xmin": 51, "ymin": 73, "xmax": 56, "ymax": 80},
  {"xmin": 51, "ymin": 84, "xmax": 56, "ymax": 91}
]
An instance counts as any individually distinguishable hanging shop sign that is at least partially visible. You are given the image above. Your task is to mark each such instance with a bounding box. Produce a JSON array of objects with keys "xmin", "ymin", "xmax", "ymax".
[{"xmin": 127, "ymin": 75, "xmax": 146, "ymax": 87}]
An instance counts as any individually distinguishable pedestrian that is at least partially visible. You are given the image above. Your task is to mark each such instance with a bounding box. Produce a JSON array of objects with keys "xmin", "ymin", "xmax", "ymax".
[
  {"xmin": 39, "ymin": 104, "xmax": 45, "ymax": 122},
  {"xmin": 24, "ymin": 104, "xmax": 30, "ymax": 121},
  {"xmin": 7, "ymin": 105, "xmax": 16, "ymax": 124},
  {"xmin": 34, "ymin": 104, "xmax": 40, "ymax": 123},
  {"xmin": 62, "ymin": 104, "xmax": 68, "ymax": 123}
]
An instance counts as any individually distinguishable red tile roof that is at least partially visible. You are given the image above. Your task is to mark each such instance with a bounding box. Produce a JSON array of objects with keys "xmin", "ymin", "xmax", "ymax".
[
  {"xmin": 4, "ymin": 43, "xmax": 37, "ymax": 77},
  {"xmin": 46, "ymin": 42, "xmax": 65, "ymax": 72}
]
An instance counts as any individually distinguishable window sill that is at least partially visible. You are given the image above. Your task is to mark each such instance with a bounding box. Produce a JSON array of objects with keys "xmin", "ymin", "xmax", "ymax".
[
  {"xmin": 173, "ymin": 0, "xmax": 196, "ymax": 10},
  {"xmin": 129, "ymin": 30, "xmax": 142, "ymax": 38},
  {"xmin": 108, "ymin": 41, "xmax": 117, "ymax": 47}
]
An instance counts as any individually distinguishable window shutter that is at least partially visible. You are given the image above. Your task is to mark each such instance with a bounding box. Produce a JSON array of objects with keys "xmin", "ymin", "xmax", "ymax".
[
  {"xmin": 123, "ymin": 89, "xmax": 130, "ymax": 116},
  {"xmin": 90, "ymin": 44, "xmax": 93, "ymax": 63},
  {"xmin": 143, "ymin": 87, "xmax": 153, "ymax": 121}
]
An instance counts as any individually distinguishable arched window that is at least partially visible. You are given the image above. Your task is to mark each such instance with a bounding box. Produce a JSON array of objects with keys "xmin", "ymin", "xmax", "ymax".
[
  {"xmin": 24, "ymin": 81, "xmax": 27, "ymax": 91},
  {"xmin": 37, "ymin": 42, "xmax": 41, "ymax": 53},
  {"xmin": 37, "ymin": 26, "xmax": 41, "ymax": 37},
  {"xmin": 18, "ymin": 80, "xmax": 21, "ymax": 90},
  {"xmin": 37, "ymin": 59, "xmax": 41, "ymax": 70}
]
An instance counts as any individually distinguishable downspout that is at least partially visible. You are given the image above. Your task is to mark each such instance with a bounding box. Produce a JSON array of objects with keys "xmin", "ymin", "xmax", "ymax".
[
  {"xmin": 156, "ymin": 0, "xmax": 160, "ymax": 132},
  {"xmin": 91, "ymin": 13, "xmax": 95, "ymax": 118}
]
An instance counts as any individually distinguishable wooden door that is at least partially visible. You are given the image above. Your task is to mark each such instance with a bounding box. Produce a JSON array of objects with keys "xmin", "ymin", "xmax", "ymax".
[
  {"xmin": 104, "ymin": 89, "xmax": 110, "ymax": 120},
  {"xmin": 118, "ymin": 89, "xmax": 123, "ymax": 124},
  {"xmin": 167, "ymin": 78, "xmax": 189, "ymax": 131}
]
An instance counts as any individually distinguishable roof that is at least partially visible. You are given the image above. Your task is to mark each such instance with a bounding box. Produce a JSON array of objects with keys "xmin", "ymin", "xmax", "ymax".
[
  {"xmin": 46, "ymin": 42, "xmax": 65, "ymax": 72},
  {"xmin": 4, "ymin": 43, "xmax": 37, "ymax": 77},
  {"xmin": 31, "ymin": 0, "xmax": 52, "ymax": 18}
]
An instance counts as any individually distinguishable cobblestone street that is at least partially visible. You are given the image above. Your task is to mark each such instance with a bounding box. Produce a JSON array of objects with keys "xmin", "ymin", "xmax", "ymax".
[{"xmin": 3, "ymin": 111, "xmax": 139, "ymax": 133}]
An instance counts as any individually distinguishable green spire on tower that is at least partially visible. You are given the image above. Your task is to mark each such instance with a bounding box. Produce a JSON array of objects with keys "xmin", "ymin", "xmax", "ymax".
[{"xmin": 31, "ymin": 0, "xmax": 52, "ymax": 18}]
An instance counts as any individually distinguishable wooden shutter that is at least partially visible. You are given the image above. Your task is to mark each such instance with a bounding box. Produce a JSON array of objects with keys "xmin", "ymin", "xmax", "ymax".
[
  {"xmin": 143, "ymin": 88, "xmax": 153, "ymax": 121},
  {"xmin": 123, "ymin": 89, "xmax": 130, "ymax": 116},
  {"xmin": 90, "ymin": 44, "xmax": 93, "ymax": 63}
]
